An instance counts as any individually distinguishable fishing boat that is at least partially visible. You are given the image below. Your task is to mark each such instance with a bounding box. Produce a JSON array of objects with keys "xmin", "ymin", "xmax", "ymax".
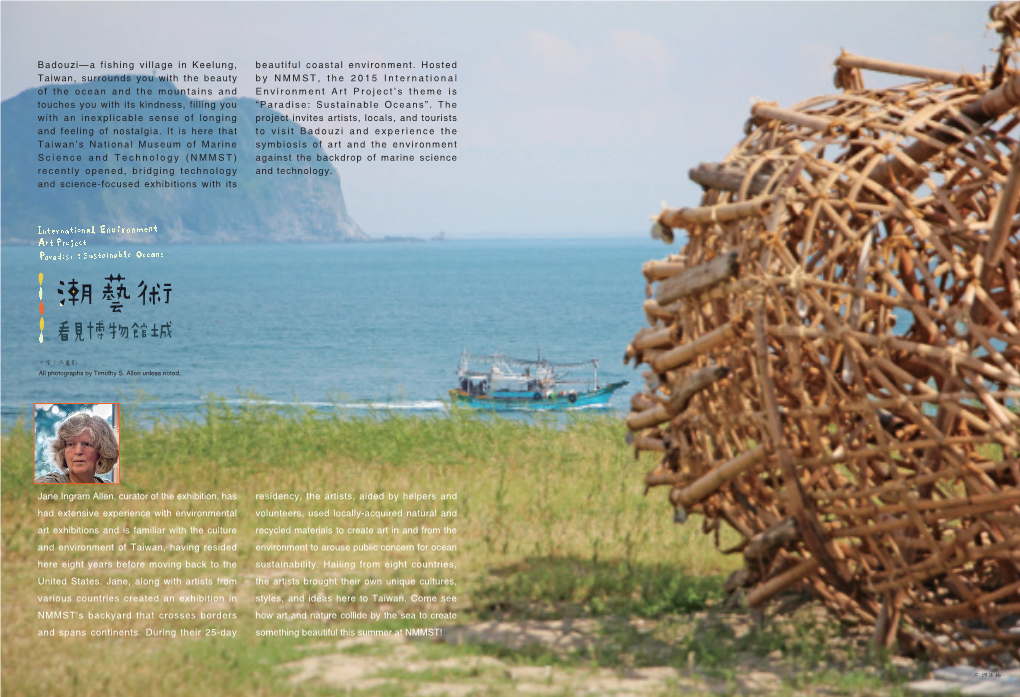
[{"xmin": 449, "ymin": 350, "xmax": 627, "ymax": 410}]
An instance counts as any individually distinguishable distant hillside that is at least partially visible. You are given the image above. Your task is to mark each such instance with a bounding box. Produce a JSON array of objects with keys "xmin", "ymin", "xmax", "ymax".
[{"xmin": 1, "ymin": 82, "xmax": 366, "ymax": 243}]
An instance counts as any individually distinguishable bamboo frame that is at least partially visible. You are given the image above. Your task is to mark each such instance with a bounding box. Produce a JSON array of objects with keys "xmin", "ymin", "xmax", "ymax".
[{"xmin": 626, "ymin": 11, "xmax": 1020, "ymax": 666}]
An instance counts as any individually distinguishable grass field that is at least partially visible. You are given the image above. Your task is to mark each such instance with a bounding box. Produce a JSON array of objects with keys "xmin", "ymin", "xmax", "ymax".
[{"xmin": 1, "ymin": 403, "xmax": 919, "ymax": 696}]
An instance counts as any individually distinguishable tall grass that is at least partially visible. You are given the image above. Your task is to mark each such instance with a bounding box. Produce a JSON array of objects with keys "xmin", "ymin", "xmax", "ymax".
[{"xmin": 2, "ymin": 403, "xmax": 737, "ymax": 696}]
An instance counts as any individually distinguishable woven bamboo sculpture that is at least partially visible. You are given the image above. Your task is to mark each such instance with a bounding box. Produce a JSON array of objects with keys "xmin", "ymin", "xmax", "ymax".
[{"xmin": 627, "ymin": 4, "xmax": 1020, "ymax": 665}]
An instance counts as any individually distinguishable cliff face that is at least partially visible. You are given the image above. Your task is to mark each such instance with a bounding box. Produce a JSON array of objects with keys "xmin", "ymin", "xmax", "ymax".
[{"xmin": 2, "ymin": 84, "xmax": 366, "ymax": 243}]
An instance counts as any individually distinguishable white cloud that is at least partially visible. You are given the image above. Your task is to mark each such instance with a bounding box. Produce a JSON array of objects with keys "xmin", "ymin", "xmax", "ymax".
[
  {"xmin": 610, "ymin": 30, "xmax": 672, "ymax": 80},
  {"xmin": 527, "ymin": 30, "xmax": 592, "ymax": 76}
]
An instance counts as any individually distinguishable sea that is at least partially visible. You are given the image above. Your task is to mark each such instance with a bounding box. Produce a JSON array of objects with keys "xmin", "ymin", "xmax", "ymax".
[{"xmin": 2, "ymin": 238, "xmax": 666, "ymax": 424}]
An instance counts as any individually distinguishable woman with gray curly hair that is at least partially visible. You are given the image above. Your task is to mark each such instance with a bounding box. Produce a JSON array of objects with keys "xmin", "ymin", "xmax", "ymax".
[{"xmin": 36, "ymin": 411, "xmax": 119, "ymax": 484}]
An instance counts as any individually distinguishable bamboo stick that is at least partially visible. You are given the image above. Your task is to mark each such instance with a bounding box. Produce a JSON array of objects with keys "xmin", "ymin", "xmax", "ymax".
[
  {"xmin": 969, "ymin": 73, "xmax": 1020, "ymax": 123},
  {"xmin": 834, "ymin": 52, "xmax": 968, "ymax": 86},
  {"xmin": 645, "ymin": 470, "xmax": 683, "ymax": 488},
  {"xmin": 655, "ymin": 251, "xmax": 740, "ymax": 306},
  {"xmin": 751, "ymin": 102, "xmax": 832, "ymax": 132},
  {"xmin": 688, "ymin": 162, "xmax": 772, "ymax": 195},
  {"xmin": 632, "ymin": 325, "xmax": 679, "ymax": 351},
  {"xmin": 669, "ymin": 445, "xmax": 767, "ymax": 509},
  {"xmin": 645, "ymin": 275, "xmax": 756, "ymax": 309},
  {"xmin": 643, "ymin": 299, "xmax": 680, "ymax": 322},
  {"xmin": 746, "ymin": 557, "xmax": 821, "ymax": 608},
  {"xmin": 1006, "ymin": 257, "xmax": 1020, "ymax": 319},
  {"xmin": 871, "ymin": 591, "xmax": 905, "ymax": 650},
  {"xmin": 668, "ymin": 365, "xmax": 731, "ymax": 414},
  {"xmin": 657, "ymin": 197, "xmax": 772, "ymax": 230},
  {"xmin": 633, "ymin": 435, "xmax": 667, "ymax": 453},
  {"xmin": 982, "ymin": 144, "xmax": 1020, "ymax": 288},
  {"xmin": 642, "ymin": 261, "xmax": 688, "ymax": 282},
  {"xmin": 650, "ymin": 322, "xmax": 737, "ymax": 373},
  {"xmin": 626, "ymin": 403, "xmax": 672, "ymax": 432},
  {"xmin": 626, "ymin": 364, "xmax": 730, "ymax": 431}
]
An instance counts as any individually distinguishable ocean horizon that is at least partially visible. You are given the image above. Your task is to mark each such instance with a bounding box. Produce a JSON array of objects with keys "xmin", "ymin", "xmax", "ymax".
[{"xmin": 2, "ymin": 237, "xmax": 667, "ymax": 423}]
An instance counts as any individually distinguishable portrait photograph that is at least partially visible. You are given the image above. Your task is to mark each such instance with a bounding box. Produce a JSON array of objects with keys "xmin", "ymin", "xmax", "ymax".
[{"xmin": 34, "ymin": 403, "xmax": 120, "ymax": 484}]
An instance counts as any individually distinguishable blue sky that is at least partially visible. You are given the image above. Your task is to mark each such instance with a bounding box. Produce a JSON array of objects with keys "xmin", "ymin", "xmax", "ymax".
[{"xmin": 2, "ymin": 2, "xmax": 998, "ymax": 238}]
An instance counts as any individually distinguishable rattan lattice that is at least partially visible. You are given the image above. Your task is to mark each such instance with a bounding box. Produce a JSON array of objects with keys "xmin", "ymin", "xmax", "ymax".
[{"xmin": 626, "ymin": 4, "xmax": 1020, "ymax": 665}]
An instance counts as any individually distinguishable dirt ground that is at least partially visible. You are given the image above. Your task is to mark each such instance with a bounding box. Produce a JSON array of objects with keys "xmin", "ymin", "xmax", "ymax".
[{"xmin": 282, "ymin": 612, "xmax": 921, "ymax": 696}]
